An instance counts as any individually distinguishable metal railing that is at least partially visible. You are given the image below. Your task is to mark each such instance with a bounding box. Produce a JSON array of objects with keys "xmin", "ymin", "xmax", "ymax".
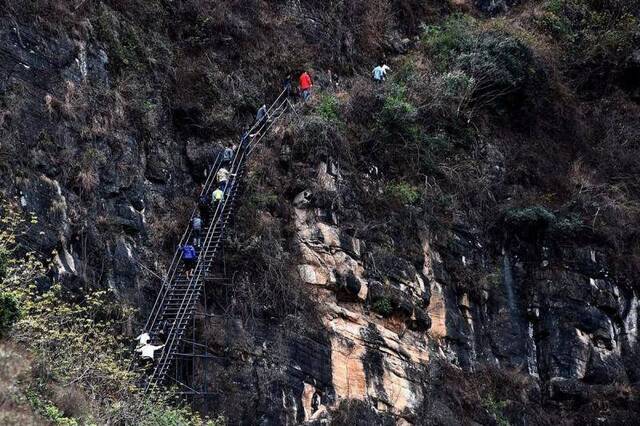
[{"xmin": 140, "ymin": 90, "xmax": 291, "ymax": 392}]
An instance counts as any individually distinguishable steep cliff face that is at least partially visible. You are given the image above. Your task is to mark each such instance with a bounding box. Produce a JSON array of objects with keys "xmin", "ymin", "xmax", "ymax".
[
  {"xmin": 283, "ymin": 158, "xmax": 640, "ymax": 423},
  {"xmin": 2, "ymin": 0, "xmax": 640, "ymax": 424}
]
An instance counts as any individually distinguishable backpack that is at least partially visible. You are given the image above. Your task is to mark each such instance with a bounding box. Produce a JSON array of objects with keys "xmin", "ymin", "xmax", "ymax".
[{"xmin": 182, "ymin": 245, "xmax": 196, "ymax": 260}]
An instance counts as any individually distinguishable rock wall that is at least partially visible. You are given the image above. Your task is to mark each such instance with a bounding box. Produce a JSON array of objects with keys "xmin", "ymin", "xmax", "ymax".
[
  {"xmin": 283, "ymin": 159, "xmax": 640, "ymax": 423},
  {"xmin": 3, "ymin": 3, "xmax": 640, "ymax": 425}
]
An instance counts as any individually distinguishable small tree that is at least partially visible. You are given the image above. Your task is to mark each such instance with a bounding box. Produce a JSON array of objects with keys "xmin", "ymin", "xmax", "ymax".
[{"xmin": 0, "ymin": 292, "xmax": 20, "ymax": 338}]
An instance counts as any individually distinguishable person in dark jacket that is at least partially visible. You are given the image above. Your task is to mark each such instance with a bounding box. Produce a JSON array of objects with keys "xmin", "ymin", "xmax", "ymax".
[
  {"xmin": 283, "ymin": 74, "xmax": 292, "ymax": 97},
  {"xmin": 156, "ymin": 320, "xmax": 169, "ymax": 344},
  {"xmin": 198, "ymin": 192, "xmax": 211, "ymax": 224},
  {"xmin": 256, "ymin": 104, "xmax": 268, "ymax": 129},
  {"xmin": 221, "ymin": 144, "xmax": 234, "ymax": 167}
]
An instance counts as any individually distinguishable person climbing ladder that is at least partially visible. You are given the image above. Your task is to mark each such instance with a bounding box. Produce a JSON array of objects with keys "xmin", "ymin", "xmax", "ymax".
[
  {"xmin": 191, "ymin": 214, "xmax": 202, "ymax": 247},
  {"xmin": 198, "ymin": 191, "xmax": 211, "ymax": 224},
  {"xmin": 256, "ymin": 104, "xmax": 268, "ymax": 130},
  {"xmin": 140, "ymin": 80, "xmax": 294, "ymax": 393},
  {"xmin": 179, "ymin": 243, "xmax": 197, "ymax": 278},
  {"xmin": 216, "ymin": 167, "xmax": 235, "ymax": 191}
]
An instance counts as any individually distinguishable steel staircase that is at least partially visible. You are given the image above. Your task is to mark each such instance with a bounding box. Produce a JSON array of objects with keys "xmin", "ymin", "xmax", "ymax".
[{"xmin": 141, "ymin": 90, "xmax": 291, "ymax": 393}]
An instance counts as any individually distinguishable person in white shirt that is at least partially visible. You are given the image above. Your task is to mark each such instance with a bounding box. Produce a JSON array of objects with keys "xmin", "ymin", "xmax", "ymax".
[
  {"xmin": 216, "ymin": 167, "xmax": 235, "ymax": 191},
  {"xmin": 136, "ymin": 343, "xmax": 165, "ymax": 360},
  {"xmin": 372, "ymin": 65, "xmax": 385, "ymax": 82},
  {"xmin": 136, "ymin": 332, "xmax": 150, "ymax": 346}
]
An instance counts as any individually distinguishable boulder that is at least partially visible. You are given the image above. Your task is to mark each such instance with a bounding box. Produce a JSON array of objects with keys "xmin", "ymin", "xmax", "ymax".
[
  {"xmin": 294, "ymin": 190, "xmax": 313, "ymax": 208},
  {"xmin": 114, "ymin": 203, "xmax": 145, "ymax": 234}
]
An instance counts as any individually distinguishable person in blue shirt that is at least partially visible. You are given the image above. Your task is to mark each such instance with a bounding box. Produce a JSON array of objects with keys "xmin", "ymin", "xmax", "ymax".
[
  {"xmin": 222, "ymin": 145, "xmax": 235, "ymax": 167},
  {"xmin": 179, "ymin": 244, "xmax": 197, "ymax": 278}
]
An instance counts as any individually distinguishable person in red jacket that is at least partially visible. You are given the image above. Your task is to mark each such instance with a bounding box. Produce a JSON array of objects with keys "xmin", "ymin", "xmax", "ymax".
[{"xmin": 299, "ymin": 71, "xmax": 313, "ymax": 102}]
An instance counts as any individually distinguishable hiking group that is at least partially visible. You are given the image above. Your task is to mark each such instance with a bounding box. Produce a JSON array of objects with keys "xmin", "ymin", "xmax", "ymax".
[
  {"xmin": 176, "ymin": 70, "xmax": 318, "ymax": 284},
  {"xmin": 136, "ymin": 65, "xmax": 390, "ymax": 367},
  {"xmin": 134, "ymin": 72, "xmax": 304, "ymax": 367}
]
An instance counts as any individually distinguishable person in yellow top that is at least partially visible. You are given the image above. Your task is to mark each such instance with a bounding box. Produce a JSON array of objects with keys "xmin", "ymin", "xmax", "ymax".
[{"xmin": 211, "ymin": 186, "xmax": 224, "ymax": 212}]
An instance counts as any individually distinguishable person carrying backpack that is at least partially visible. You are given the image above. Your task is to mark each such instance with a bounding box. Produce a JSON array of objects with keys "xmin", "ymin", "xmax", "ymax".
[
  {"xmin": 222, "ymin": 145, "xmax": 234, "ymax": 167},
  {"xmin": 198, "ymin": 193, "xmax": 211, "ymax": 224},
  {"xmin": 211, "ymin": 187, "xmax": 224, "ymax": 211},
  {"xmin": 191, "ymin": 214, "xmax": 203, "ymax": 247},
  {"xmin": 217, "ymin": 167, "xmax": 235, "ymax": 191},
  {"xmin": 180, "ymin": 243, "xmax": 197, "ymax": 278}
]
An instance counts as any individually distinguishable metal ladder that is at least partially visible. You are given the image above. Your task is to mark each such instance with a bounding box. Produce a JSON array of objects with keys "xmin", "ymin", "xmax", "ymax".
[{"xmin": 141, "ymin": 91, "xmax": 291, "ymax": 393}]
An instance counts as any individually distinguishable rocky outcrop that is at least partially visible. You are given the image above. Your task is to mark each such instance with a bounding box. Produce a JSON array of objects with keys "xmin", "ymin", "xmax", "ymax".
[
  {"xmin": 284, "ymin": 158, "xmax": 640, "ymax": 423},
  {"xmin": 0, "ymin": 15, "xmax": 206, "ymax": 297}
]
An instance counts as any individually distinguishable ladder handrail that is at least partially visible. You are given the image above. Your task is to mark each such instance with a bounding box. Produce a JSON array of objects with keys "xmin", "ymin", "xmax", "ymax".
[
  {"xmin": 145, "ymin": 149, "xmax": 249, "ymax": 392},
  {"xmin": 144, "ymin": 94, "xmax": 284, "ymax": 337},
  {"xmin": 143, "ymin": 152, "xmax": 224, "ymax": 333},
  {"xmin": 142, "ymin": 92, "xmax": 291, "ymax": 392},
  {"xmin": 145, "ymin": 88, "xmax": 288, "ymax": 334},
  {"xmin": 146, "ymin": 99, "xmax": 290, "ymax": 390}
]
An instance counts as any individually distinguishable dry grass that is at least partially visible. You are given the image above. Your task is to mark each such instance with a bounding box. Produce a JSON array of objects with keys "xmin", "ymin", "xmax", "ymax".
[
  {"xmin": 0, "ymin": 343, "xmax": 42, "ymax": 426},
  {"xmin": 75, "ymin": 169, "xmax": 99, "ymax": 193}
]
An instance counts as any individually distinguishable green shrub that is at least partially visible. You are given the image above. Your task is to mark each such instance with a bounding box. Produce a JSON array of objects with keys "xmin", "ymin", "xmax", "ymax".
[
  {"xmin": 375, "ymin": 83, "xmax": 419, "ymax": 146},
  {"xmin": 422, "ymin": 15, "xmax": 539, "ymax": 108},
  {"xmin": 394, "ymin": 59, "xmax": 418, "ymax": 84},
  {"xmin": 537, "ymin": 0, "xmax": 576, "ymax": 42},
  {"xmin": 248, "ymin": 192, "xmax": 278, "ymax": 211},
  {"xmin": 551, "ymin": 214, "xmax": 584, "ymax": 237},
  {"xmin": 372, "ymin": 297, "xmax": 393, "ymax": 317},
  {"xmin": 482, "ymin": 395, "xmax": 510, "ymax": 426},
  {"xmin": 0, "ymin": 292, "xmax": 20, "ymax": 338},
  {"xmin": 379, "ymin": 84, "xmax": 417, "ymax": 126},
  {"xmin": 316, "ymin": 94, "xmax": 340, "ymax": 122},
  {"xmin": 441, "ymin": 70, "xmax": 476, "ymax": 99},
  {"xmin": 504, "ymin": 206, "xmax": 556, "ymax": 229},
  {"xmin": 422, "ymin": 14, "xmax": 477, "ymax": 69},
  {"xmin": 455, "ymin": 31, "xmax": 534, "ymax": 96},
  {"xmin": 536, "ymin": 0, "xmax": 639, "ymax": 65},
  {"xmin": 26, "ymin": 390, "xmax": 78, "ymax": 426},
  {"xmin": 386, "ymin": 182, "xmax": 421, "ymax": 205}
]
